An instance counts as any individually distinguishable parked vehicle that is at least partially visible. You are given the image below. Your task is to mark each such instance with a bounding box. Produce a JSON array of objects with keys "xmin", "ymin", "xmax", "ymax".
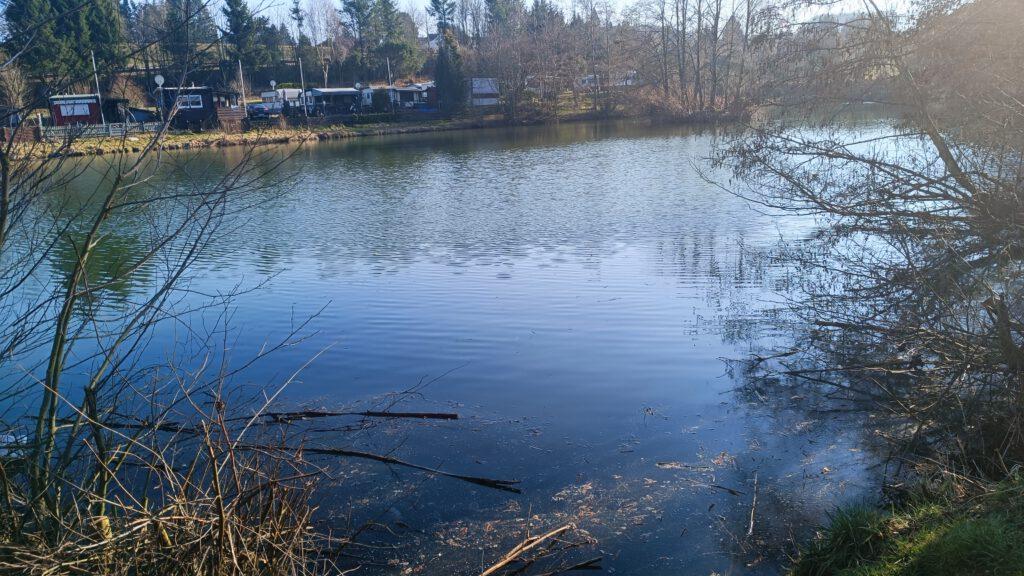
[{"xmin": 247, "ymin": 101, "xmax": 285, "ymax": 119}]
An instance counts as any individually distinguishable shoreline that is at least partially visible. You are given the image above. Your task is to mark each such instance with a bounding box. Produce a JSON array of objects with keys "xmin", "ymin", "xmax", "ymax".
[{"xmin": 27, "ymin": 110, "xmax": 744, "ymax": 159}]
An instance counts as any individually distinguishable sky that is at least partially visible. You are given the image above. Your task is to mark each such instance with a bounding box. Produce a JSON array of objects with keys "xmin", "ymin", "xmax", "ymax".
[{"xmin": 248, "ymin": 0, "xmax": 906, "ymax": 37}]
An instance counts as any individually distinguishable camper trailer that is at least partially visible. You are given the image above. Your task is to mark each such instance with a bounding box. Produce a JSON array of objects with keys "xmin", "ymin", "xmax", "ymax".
[
  {"xmin": 251, "ymin": 88, "xmax": 304, "ymax": 118},
  {"xmin": 302, "ymin": 88, "xmax": 369, "ymax": 116}
]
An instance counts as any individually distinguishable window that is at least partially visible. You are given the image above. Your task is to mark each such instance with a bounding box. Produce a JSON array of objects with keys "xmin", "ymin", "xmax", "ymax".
[
  {"xmin": 176, "ymin": 94, "xmax": 203, "ymax": 109},
  {"xmin": 59, "ymin": 104, "xmax": 90, "ymax": 116}
]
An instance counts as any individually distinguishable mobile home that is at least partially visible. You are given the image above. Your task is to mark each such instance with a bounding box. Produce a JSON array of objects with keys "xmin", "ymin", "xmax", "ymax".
[{"xmin": 160, "ymin": 86, "xmax": 243, "ymax": 130}]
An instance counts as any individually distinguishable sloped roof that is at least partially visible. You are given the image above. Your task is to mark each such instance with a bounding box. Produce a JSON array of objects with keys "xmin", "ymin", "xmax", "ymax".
[{"xmin": 307, "ymin": 87, "xmax": 361, "ymax": 95}]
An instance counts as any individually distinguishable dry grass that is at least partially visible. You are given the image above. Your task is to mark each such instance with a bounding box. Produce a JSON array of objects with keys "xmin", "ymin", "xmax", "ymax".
[{"xmin": 0, "ymin": 405, "xmax": 337, "ymax": 576}]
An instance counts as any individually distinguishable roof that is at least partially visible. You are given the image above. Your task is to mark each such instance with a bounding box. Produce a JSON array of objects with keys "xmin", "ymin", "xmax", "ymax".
[
  {"xmin": 49, "ymin": 94, "xmax": 99, "ymax": 100},
  {"xmin": 307, "ymin": 88, "xmax": 361, "ymax": 96},
  {"xmin": 162, "ymin": 86, "xmax": 238, "ymax": 94},
  {"xmin": 389, "ymin": 82, "xmax": 435, "ymax": 92}
]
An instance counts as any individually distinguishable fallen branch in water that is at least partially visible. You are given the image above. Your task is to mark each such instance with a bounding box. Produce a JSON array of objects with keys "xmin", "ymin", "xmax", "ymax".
[
  {"xmin": 230, "ymin": 410, "xmax": 460, "ymax": 423},
  {"xmin": 688, "ymin": 481, "xmax": 745, "ymax": 496},
  {"xmin": 239, "ymin": 444, "xmax": 521, "ymax": 493},
  {"xmin": 69, "ymin": 409, "xmax": 459, "ymax": 436},
  {"xmin": 748, "ymin": 472, "xmax": 758, "ymax": 537},
  {"xmin": 479, "ymin": 524, "xmax": 576, "ymax": 576}
]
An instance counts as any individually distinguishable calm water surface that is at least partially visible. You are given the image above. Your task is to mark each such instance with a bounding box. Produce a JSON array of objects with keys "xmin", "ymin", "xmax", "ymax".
[{"xmin": 67, "ymin": 121, "xmax": 878, "ymax": 574}]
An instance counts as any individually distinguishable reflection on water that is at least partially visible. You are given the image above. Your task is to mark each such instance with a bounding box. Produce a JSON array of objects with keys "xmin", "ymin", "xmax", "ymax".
[{"xmin": 44, "ymin": 120, "xmax": 877, "ymax": 574}]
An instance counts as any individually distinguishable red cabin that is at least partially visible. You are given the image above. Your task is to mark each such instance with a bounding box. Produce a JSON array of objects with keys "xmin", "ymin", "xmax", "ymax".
[{"xmin": 48, "ymin": 94, "xmax": 103, "ymax": 126}]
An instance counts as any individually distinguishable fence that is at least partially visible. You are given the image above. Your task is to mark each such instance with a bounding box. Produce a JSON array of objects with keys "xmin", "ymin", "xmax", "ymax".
[{"xmin": 39, "ymin": 122, "xmax": 165, "ymax": 141}]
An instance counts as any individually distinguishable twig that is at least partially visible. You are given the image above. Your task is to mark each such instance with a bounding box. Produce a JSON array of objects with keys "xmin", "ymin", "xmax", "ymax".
[
  {"xmin": 479, "ymin": 524, "xmax": 575, "ymax": 576},
  {"xmin": 747, "ymin": 471, "xmax": 758, "ymax": 537}
]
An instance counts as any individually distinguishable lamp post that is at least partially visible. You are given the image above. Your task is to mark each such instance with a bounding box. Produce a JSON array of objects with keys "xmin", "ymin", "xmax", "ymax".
[{"xmin": 154, "ymin": 74, "xmax": 165, "ymax": 123}]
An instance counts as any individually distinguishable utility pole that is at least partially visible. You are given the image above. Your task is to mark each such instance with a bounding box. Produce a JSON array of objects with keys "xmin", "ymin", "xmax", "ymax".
[
  {"xmin": 238, "ymin": 60, "xmax": 248, "ymax": 117},
  {"xmin": 298, "ymin": 56, "xmax": 308, "ymax": 118},
  {"xmin": 92, "ymin": 51, "xmax": 106, "ymax": 125},
  {"xmin": 386, "ymin": 57, "xmax": 394, "ymax": 112}
]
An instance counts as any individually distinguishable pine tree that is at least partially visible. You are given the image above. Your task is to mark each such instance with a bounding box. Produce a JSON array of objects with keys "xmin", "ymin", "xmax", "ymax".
[
  {"xmin": 375, "ymin": 0, "xmax": 423, "ymax": 80},
  {"xmin": 257, "ymin": 19, "xmax": 291, "ymax": 65},
  {"xmin": 192, "ymin": 3, "xmax": 220, "ymax": 44},
  {"xmin": 427, "ymin": 0, "xmax": 457, "ymax": 32},
  {"xmin": 6, "ymin": 0, "xmax": 124, "ymax": 83},
  {"xmin": 88, "ymin": 0, "xmax": 127, "ymax": 68},
  {"xmin": 341, "ymin": 0, "xmax": 377, "ymax": 80},
  {"xmin": 222, "ymin": 0, "xmax": 261, "ymax": 68},
  {"xmin": 435, "ymin": 30, "xmax": 465, "ymax": 114},
  {"xmin": 484, "ymin": 0, "xmax": 522, "ymax": 31},
  {"xmin": 3, "ymin": 0, "xmax": 60, "ymax": 78},
  {"xmin": 165, "ymin": 0, "xmax": 200, "ymax": 74},
  {"xmin": 290, "ymin": 0, "xmax": 305, "ymax": 41}
]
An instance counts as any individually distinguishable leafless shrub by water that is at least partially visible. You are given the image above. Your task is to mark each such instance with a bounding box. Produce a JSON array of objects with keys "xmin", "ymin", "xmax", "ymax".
[
  {"xmin": 718, "ymin": 0, "xmax": 1024, "ymax": 479},
  {"xmin": 0, "ymin": 6, "xmax": 356, "ymax": 573}
]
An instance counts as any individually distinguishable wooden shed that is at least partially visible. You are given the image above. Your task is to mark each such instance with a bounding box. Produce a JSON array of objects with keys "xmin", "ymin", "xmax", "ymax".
[{"xmin": 49, "ymin": 94, "xmax": 103, "ymax": 126}]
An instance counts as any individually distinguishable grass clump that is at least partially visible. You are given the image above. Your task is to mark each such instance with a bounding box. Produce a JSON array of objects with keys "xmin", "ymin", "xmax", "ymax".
[
  {"xmin": 792, "ymin": 506, "xmax": 890, "ymax": 576},
  {"xmin": 791, "ymin": 477, "xmax": 1024, "ymax": 576}
]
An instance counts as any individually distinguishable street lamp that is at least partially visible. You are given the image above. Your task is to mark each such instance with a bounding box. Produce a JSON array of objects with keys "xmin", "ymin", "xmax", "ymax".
[{"xmin": 154, "ymin": 74, "xmax": 165, "ymax": 122}]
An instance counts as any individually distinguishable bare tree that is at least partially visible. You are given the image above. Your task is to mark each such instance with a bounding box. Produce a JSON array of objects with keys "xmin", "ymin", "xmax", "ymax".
[
  {"xmin": 0, "ymin": 56, "xmax": 29, "ymax": 111},
  {"xmin": 720, "ymin": 0, "xmax": 1024, "ymax": 474}
]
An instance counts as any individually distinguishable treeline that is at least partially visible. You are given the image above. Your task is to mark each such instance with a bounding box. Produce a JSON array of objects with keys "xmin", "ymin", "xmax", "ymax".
[{"xmin": 0, "ymin": 0, "xmax": 883, "ymax": 117}]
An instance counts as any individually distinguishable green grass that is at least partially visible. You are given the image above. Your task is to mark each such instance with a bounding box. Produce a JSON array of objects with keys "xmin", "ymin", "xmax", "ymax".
[{"xmin": 791, "ymin": 478, "xmax": 1024, "ymax": 576}]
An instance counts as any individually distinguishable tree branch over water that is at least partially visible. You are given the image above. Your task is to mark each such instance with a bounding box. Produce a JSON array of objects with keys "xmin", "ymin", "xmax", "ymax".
[{"xmin": 719, "ymin": 0, "xmax": 1024, "ymax": 476}]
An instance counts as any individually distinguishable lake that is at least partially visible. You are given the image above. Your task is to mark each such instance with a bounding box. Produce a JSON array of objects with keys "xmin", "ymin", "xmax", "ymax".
[{"xmin": 27, "ymin": 120, "xmax": 880, "ymax": 574}]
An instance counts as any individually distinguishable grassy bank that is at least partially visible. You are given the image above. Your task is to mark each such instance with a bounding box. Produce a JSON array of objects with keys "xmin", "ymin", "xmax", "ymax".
[
  {"xmin": 28, "ymin": 117, "xmax": 496, "ymax": 158},
  {"xmin": 791, "ymin": 476, "xmax": 1024, "ymax": 576},
  {"xmin": 19, "ymin": 108, "xmax": 742, "ymax": 159}
]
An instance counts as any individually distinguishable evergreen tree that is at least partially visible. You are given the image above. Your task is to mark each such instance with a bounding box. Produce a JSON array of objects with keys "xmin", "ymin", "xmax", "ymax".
[
  {"xmin": 164, "ymin": 0, "xmax": 218, "ymax": 74},
  {"xmin": 435, "ymin": 30, "xmax": 465, "ymax": 114},
  {"xmin": 5, "ymin": 0, "xmax": 125, "ymax": 83},
  {"xmin": 290, "ymin": 0, "xmax": 305, "ymax": 41},
  {"xmin": 341, "ymin": 0, "xmax": 377, "ymax": 80},
  {"xmin": 3, "ymin": 0, "xmax": 62, "ymax": 78},
  {"xmin": 374, "ymin": 0, "xmax": 423, "ymax": 80},
  {"xmin": 221, "ymin": 0, "xmax": 262, "ymax": 68},
  {"xmin": 427, "ymin": 0, "xmax": 457, "ymax": 31},
  {"xmin": 87, "ymin": 0, "xmax": 127, "ymax": 68},
  {"xmin": 528, "ymin": 0, "xmax": 561, "ymax": 31},
  {"xmin": 193, "ymin": 3, "xmax": 220, "ymax": 43},
  {"xmin": 257, "ymin": 19, "xmax": 292, "ymax": 65},
  {"xmin": 484, "ymin": 0, "xmax": 522, "ymax": 31}
]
